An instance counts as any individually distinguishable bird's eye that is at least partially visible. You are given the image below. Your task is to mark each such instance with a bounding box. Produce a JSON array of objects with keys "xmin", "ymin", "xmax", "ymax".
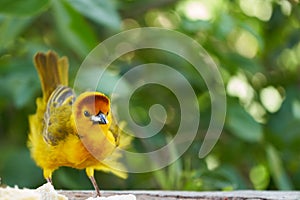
[{"xmin": 84, "ymin": 111, "xmax": 91, "ymax": 117}]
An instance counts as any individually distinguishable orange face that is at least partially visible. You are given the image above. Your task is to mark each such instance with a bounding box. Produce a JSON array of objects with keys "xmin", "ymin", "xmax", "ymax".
[
  {"xmin": 73, "ymin": 92, "xmax": 115, "ymax": 160},
  {"xmin": 76, "ymin": 93, "xmax": 110, "ymax": 124}
]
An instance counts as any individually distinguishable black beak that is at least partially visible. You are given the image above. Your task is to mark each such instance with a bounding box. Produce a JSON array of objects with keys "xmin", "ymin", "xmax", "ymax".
[{"xmin": 91, "ymin": 112, "xmax": 108, "ymax": 124}]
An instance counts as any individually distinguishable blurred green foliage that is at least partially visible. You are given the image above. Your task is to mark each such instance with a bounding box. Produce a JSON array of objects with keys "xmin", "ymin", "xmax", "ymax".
[{"xmin": 1, "ymin": 0, "xmax": 300, "ymax": 192}]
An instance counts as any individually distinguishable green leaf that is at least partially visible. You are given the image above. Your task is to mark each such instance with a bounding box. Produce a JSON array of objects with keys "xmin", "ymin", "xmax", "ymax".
[
  {"xmin": 181, "ymin": 18, "xmax": 211, "ymax": 33},
  {"xmin": 52, "ymin": 0, "xmax": 98, "ymax": 57},
  {"xmin": 167, "ymin": 136, "xmax": 182, "ymax": 189},
  {"xmin": 266, "ymin": 144, "xmax": 293, "ymax": 190},
  {"xmin": 0, "ymin": 0, "xmax": 50, "ymax": 16},
  {"xmin": 240, "ymin": 22, "xmax": 264, "ymax": 51},
  {"xmin": 1, "ymin": 147, "xmax": 43, "ymax": 187},
  {"xmin": 199, "ymin": 165, "xmax": 246, "ymax": 190},
  {"xmin": 215, "ymin": 13, "xmax": 235, "ymax": 39},
  {"xmin": 0, "ymin": 61, "xmax": 40, "ymax": 108},
  {"xmin": 152, "ymin": 136, "xmax": 182, "ymax": 190},
  {"xmin": 226, "ymin": 101, "xmax": 263, "ymax": 142},
  {"xmin": 0, "ymin": 16, "xmax": 33, "ymax": 50},
  {"xmin": 223, "ymin": 53, "xmax": 263, "ymax": 74},
  {"xmin": 67, "ymin": 0, "xmax": 121, "ymax": 30},
  {"xmin": 249, "ymin": 164, "xmax": 270, "ymax": 190}
]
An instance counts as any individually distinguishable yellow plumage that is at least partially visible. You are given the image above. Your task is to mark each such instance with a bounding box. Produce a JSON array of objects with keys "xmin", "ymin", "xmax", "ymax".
[{"xmin": 28, "ymin": 51, "xmax": 129, "ymax": 196}]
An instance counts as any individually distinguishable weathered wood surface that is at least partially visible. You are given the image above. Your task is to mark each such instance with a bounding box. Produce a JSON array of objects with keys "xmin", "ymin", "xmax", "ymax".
[{"xmin": 59, "ymin": 190, "xmax": 300, "ymax": 200}]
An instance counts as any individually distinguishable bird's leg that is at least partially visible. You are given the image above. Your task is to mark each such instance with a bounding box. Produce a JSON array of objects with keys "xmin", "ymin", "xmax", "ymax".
[
  {"xmin": 89, "ymin": 175, "xmax": 101, "ymax": 197},
  {"xmin": 44, "ymin": 169, "xmax": 53, "ymax": 185},
  {"xmin": 86, "ymin": 167, "xmax": 101, "ymax": 196}
]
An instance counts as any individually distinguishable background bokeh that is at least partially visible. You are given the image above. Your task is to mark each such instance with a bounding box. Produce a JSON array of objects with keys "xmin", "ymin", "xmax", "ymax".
[{"xmin": 1, "ymin": 0, "xmax": 300, "ymax": 191}]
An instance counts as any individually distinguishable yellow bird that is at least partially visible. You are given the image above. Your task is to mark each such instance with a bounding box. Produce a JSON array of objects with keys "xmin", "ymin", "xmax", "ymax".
[{"xmin": 28, "ymin": 51, "xmax": 129, "ymax": 196}]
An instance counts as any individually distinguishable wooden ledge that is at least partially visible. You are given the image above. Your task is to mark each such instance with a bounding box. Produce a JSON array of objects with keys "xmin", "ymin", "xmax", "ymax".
[{"xmin": 59, "ymin": 190, "xmax": 300, "ymax": 200}]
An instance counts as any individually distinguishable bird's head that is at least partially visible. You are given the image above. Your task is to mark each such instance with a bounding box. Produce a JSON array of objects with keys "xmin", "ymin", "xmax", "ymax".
[
  {"xmin": 73, "ymin": 91, "xmax": 112, "ymax": 134},
  {"xmin": 73, "ymin": 91, "xmax": 116, "ymax": 159}
]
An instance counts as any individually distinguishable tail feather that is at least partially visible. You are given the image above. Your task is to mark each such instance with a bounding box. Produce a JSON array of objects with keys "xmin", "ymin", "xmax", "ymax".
[{"xmin": 34, "ymin": 51, "xmax": 69, "ymax": 100}]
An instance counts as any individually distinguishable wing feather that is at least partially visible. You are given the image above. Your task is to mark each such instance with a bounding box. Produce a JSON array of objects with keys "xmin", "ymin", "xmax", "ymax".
[{"xmin": 43, "ymin": 86, "xmax": 76, "ymax": 145}]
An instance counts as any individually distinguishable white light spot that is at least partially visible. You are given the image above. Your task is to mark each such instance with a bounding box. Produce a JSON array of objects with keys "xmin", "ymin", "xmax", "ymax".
[
  {"xmin": 178, "ymin": 0, "xmax": 212, "ymax": 21},
  {"xmin": 239, "ymin": 0, "xmax": 273, "ymax": 21},
  {"xmin": 292, "ymin": 100, "xmax": 300, "ymax": 119},
  {"xmin": 260, "ymin": 86, "xmax": 283, "ymax": 113},
  {"xmin": 247, "ymin": 101, "xmax": 266, "ymax": 123},
  {"xmin": 227, "ymin": 74, "xmax": 254, "ymax": 105},
  {"xmin": 235, "ymin": 31, "xmax": 259, "ymax": 58},
  {"xmin": 279, "ymin": 0, "xmax": 292, "ymax": 16},
  {"xmin": 205, "ymin": 155, "xmax": 219, "ymax": 171}
]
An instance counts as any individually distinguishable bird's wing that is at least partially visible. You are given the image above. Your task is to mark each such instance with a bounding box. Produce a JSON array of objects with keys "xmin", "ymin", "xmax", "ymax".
[{"xmin": 43, "ymin": 85, "xmax": 76, "ymax": 145}]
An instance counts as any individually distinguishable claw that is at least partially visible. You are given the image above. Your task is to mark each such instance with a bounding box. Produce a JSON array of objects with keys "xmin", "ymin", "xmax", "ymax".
[{"xmin": 46, "ymin": 177, "xmax": 53, "ymax": 184}]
